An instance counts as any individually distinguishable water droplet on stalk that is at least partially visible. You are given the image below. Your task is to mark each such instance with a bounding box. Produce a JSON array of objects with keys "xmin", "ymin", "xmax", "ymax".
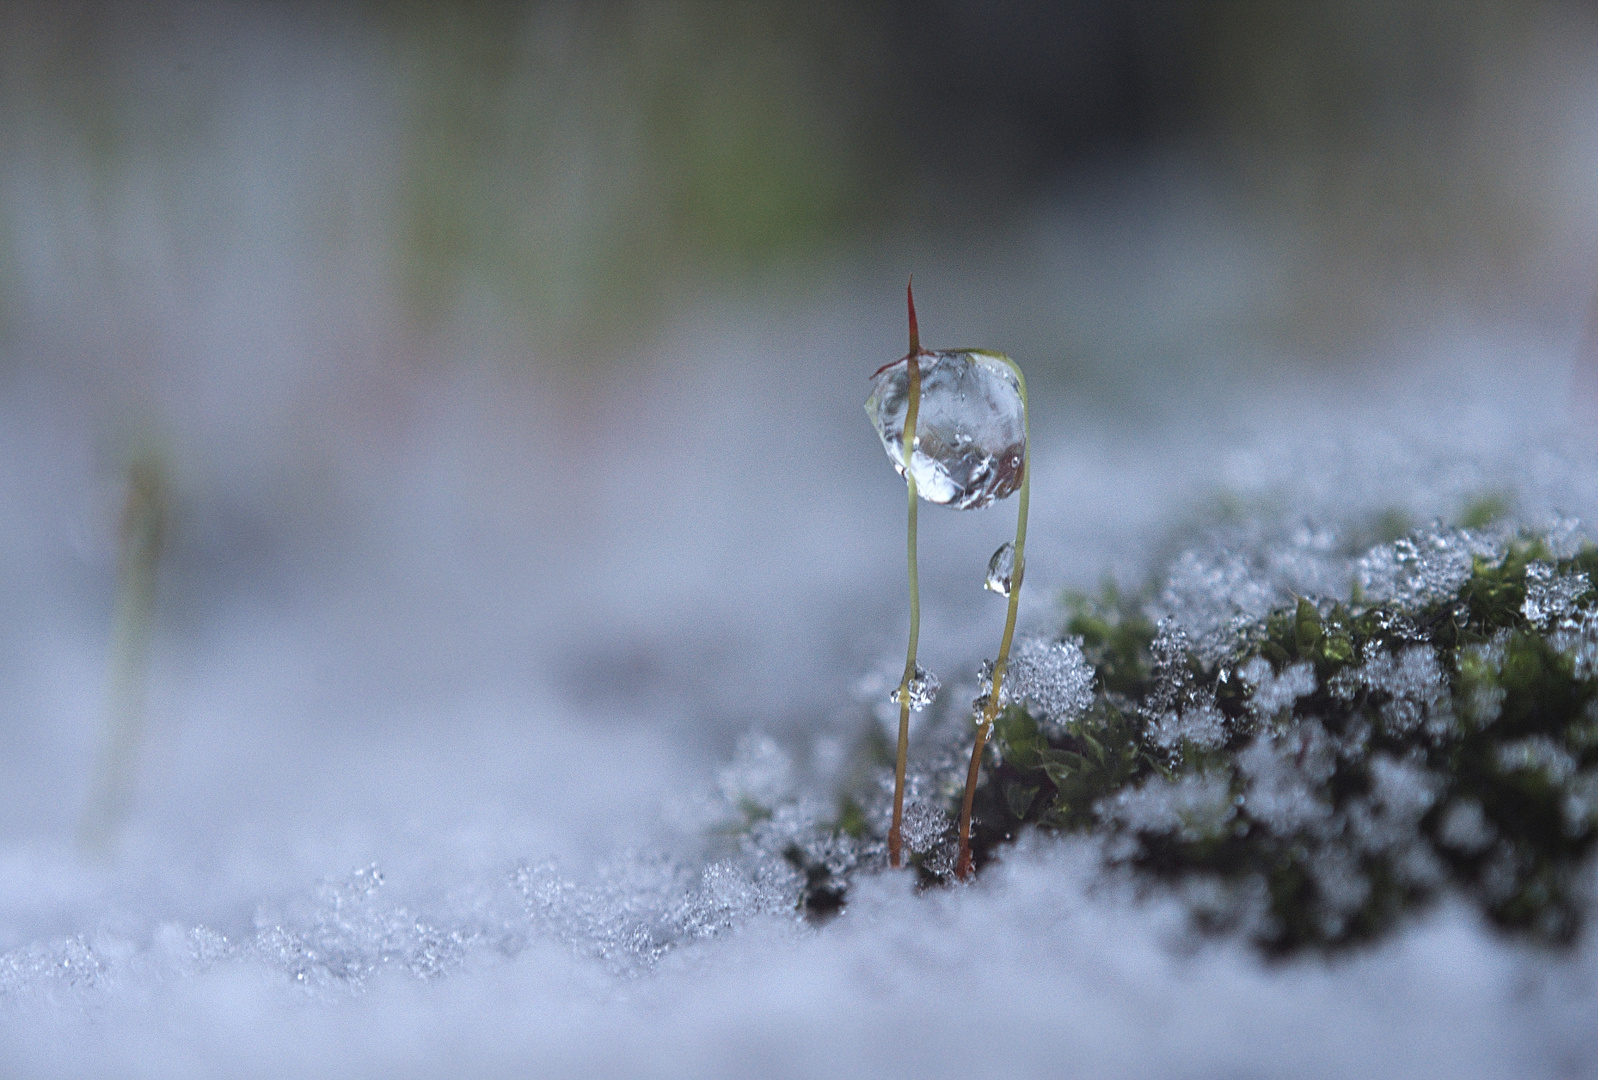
[
  {"xmin": 985, "ymin": 542, "xmax": 1018, "ymax": 596},
  {"xmin": 865, "ymin": 350, "xmax": 1026, "ymax": 509}
]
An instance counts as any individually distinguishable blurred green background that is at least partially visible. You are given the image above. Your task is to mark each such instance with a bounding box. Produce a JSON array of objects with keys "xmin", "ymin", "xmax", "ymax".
[{"xmin": 5, "ymin": 0, "xmax": 1594, "ymax": 382}]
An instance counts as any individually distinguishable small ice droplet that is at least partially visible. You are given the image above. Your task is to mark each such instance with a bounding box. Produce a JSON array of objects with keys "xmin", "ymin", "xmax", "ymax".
[
  {"xmin": 891, "ymin": 663, "xmax": 940, "ymax": 711},
  {"xmin": 985, "ymin": 542, "xmax": 1017, "ymax": 596},
  {"xmin": 865, "ymin": 350, "xmax": 1025, "ymax": 510}
]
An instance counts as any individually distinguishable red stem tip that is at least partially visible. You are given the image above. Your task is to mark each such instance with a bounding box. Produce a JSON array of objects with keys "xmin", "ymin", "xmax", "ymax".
[{"xmin": 906, "ymin": 276, "xmax": 920, "ymax": 356}]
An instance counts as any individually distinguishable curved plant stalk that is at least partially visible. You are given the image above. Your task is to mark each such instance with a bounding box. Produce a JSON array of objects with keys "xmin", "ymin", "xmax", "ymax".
[
  {"xmin": 888, "ymin": 280, "xmax": 923, "ymax": 869},
  {"xmin": 956, "ymin": 356, "xmax": 1028, "ymax": 880}
]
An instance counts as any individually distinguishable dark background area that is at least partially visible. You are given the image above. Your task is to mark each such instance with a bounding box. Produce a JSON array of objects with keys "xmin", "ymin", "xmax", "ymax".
[{"xmin": 7, "ymin": 0, "xmax": 1591, "ymax": 371}]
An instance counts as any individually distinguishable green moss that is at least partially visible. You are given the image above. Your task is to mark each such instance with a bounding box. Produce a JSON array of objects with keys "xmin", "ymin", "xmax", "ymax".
[
  {"xmin": 1459, "ymin": 493, "xmax": 1512, "ymax": 530},
  {"xmin": 1374, "ymin": 508, "xmax": 1414, "ymax": 544},
  {"xmin": 935, "ymin": 534, "xmax": 1598, "ymax": 951},
  {"xmin": 836, "ymin": 796, "xmax": 869, "ymax": 841},
  {"xmin": 1064, "ymin": 583, "xmax": 1156, "ymax": 698}
]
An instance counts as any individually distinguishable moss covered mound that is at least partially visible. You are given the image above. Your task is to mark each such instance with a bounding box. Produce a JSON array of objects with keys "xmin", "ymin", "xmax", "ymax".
[{"xmin": 792, "ymin": 524, "xmax": 1598, "ymax": 954}]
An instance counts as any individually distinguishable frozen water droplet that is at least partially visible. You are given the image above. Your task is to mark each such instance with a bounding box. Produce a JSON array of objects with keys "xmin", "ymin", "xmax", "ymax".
[
  {"xmin": 891, "ymin": 663, "xmax": 940, "ymax": 711},
  {"xmin": 865, "ymin": 350, "xmax": 1025, "ymax": 510},
  {"xmin": 985, "ymin": 542, "xmax": 1018, "ymax": 596}
]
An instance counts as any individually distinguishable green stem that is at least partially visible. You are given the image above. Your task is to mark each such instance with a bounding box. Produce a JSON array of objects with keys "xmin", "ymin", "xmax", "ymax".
[
  {"xmin": 889, "ymin": 282, "xmax": 923, "ymax": 869},
  {"xmin": 956, "ymin": 357, "xmax": 1028, "ymax": 880}
]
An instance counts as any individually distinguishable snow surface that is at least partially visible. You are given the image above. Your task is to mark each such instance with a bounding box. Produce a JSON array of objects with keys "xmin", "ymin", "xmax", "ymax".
[
  {"xmin": 6, "ymin": 322, "xmax": 1598, "ymax": 1077},
  {"xmin": 6, "ymin": 841, "xmax": 1598, "ymax": 1080}
]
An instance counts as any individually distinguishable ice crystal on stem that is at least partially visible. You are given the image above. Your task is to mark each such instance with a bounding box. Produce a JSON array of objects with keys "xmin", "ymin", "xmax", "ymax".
[
  {"xmin": 891, "ymin": 663, "xmax": 940, "ymax": 711},
  {"xmin": 973, "ymin": 637, "xmax": 1094, "ymax": 736}
]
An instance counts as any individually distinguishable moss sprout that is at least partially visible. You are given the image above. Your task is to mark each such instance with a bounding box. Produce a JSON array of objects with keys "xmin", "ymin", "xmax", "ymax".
[
  {"xmin": 864, "ymin": 284, "xmax": 1030, "ymax": 871},
  {"xmin": 889, "ymin": 282, "xmax": 923, "ymax": 869},
  {"xmin": 955, "ymin": 355, "xmax": 1028, "ymax": 879}
]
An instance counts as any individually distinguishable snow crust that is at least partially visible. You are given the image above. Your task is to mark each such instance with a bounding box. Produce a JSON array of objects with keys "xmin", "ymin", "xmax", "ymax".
[
  {"xmin": 7, "ymin": 344, "xmax": 1598, "ymax": 1076},
  {"xmin": 3, "ymin": 842, "xmax": 1595, "ymax": 1080}
]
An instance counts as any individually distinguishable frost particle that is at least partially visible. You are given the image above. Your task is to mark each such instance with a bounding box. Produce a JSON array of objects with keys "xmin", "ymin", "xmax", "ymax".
[{"xmin": 974, "ymin": 636, "xmax": 1095, "ymax": 734}]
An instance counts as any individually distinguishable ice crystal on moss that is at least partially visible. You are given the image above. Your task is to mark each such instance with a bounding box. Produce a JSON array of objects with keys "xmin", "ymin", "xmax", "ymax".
[
  {"xmin": 1349, "ymin": 756, "xmax": 1443, "ymax": 873},
  {"xmin": 1495, "ymin": 736, "xmax": 1578, "ymax": 783},
  {"xmin": 1542, "ymin": 514, "xmax": 1588, "ymax": 559},
  {"xmin": 1458, "ymin": 638, "xmax": 1510, "ymax": 726},
  {"xmin": 1240, "ymin": 657, "xmax": 1317, "ymax": 719},
  {"xmin": 1147, "ymin": 704, "xmax": 1227, "ymax": 754},
  {"xmin": 974, "ymin": 636, "xmax": 1094, "ymax": 734},
  {"xmin": 1237, "ymin": 722, "xmax": 1337, "ymax": 834},
  {"xmin": 1100, "ymin": 773, "xmax": 1236, "ymax": 845},
  {"xmin": 1521, "ymin": 562, "xmax": 1598, "ymax": 678},
  {"xmin": 1355, "ymin": 523, "xmax": 1503, "ymax": 610},
  {"xmin": 1563, "ymin": 774, "xmax": 1598, "ymax": 835},
  {"xmin": 1150, "ymin": 521, "xmax": 1355, "ymax": 664},
  {"xmin": 1521, "ymin": 561, "xmax": 1590, "ymax": 628},
  {"xmin": 900, "ymin": 799, "xmax": 952, "ymax": 855},
  {"xmin": 1154, "ymin": 547, "xmax": 1284, "ymax": 665},
  {"xmin": 1140, "ymin": 620, "xmax": 1228, "ymax": 756},
  {"xmin": 0, "ymin": 936, "xmax": 108, "ymax": 1004},
  {"xmin": 515, "ymin": 854, "xmax": 799, "ymax": 974},
  {"xmin": 1338, "ymin": 645, "xmax": 1453, "ymax": 739},
  {"xmin": 252, "ymin": 864, "xmax": 472, "ymax": 990},
  {"xmin": 1549, "ymin": 613, "xmax": 1598, "ymax": 680},
  {"xmin": 1438, "ymin": 798, "xmax": 1496, "ymax": 853},
  {"xmin": 718, "ymin": 733, "xmax": 795, "ymax": 813},
  {"xmin": 1145, "ymin": 619, "xmax": 1197, "ymax": 714}
]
